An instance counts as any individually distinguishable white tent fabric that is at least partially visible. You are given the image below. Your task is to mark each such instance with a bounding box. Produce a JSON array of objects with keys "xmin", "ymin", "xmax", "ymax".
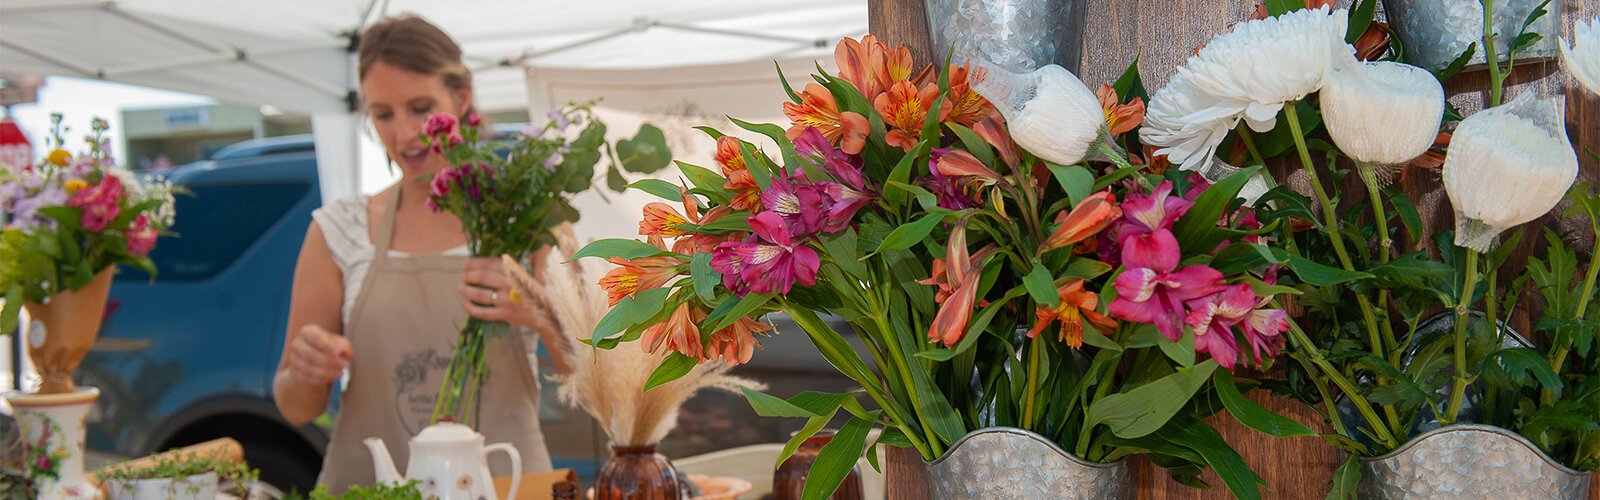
[{"xmin": 0, "ymin": 0, "xmax": 865, "ymax": 202}]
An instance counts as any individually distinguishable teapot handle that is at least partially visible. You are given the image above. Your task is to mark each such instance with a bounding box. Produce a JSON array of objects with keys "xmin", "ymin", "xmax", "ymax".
[{"xmin": 484, "ymin": 443, "xmax": 522, "ymax": 500}]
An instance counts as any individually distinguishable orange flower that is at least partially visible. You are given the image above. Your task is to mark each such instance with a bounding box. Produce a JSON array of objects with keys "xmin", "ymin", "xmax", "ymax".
[
  {"xmin": 836, "ymin": 35, "xmax": 889, "ymax": 99},
  {"xmin": 876, "ymin": 81, "xmax": 948, "ymax": 152},
  {"xmin": 724, "ymin": 169, "xmax": 762, "ymax": 211},
  {"xmin": 714, "ymin": 135, "xmax": 747, "ymax": 174},
  {"xmin": 880, "ymin": 44, "xmax": 918, "ymax": 89},
  {"xmin": 1040, "ymin": 191, "xmax": 1120, "ymax": 252},
  {"xmin": 946, "ymin": 64, "xmax": 996, "ymax": 127},
  {"xmin": 922, "ymin": 224, "xmax": 998, "ymax": 347},
  {"xmin": 642, "ymin": 302, "xmax": 707, "ymax": 359},
  {"xmin": 598, "ymin": 253, "xmax": 687, "ymax": 306},
  {"xmin": 783, "ymin": 84, "xmax": 870, "ymax": 155},
  {"xmin": 1096, "ymin": 84, "xmax": 1145, "ymax": 137},
  {"xmin": 707, "ymin": 317, "xmax": 774, "ymax": 365},
  {"xmin": 640, "ymin": 202, "xmax": 692, "ymax": 237},
  {"xmin": 973, "ymin": 115, "xmax": 1021, "ymax": 168},
  {"xmin": 1399, "ymin": 132, "xmax": 1449, "ymax": 182},
  {"xmin": 1353, "ymin": 22, "xmax": 1392, "ymax": 61},
  {"xmin": 1027, "ymin": 280, "xmax": 1117, "ymax": 348}
]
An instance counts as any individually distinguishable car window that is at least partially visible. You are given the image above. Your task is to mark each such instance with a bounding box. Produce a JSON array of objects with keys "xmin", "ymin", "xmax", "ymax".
[{"xmin": 118, "ymin": 181, "xmax": 310, "ymax": 282}]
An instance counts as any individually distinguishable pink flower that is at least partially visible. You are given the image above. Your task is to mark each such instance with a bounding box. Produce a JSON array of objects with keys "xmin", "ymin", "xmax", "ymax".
[
  {"xmin": 423, "ymin": 113, "xmax": 458, "ymax": 137},
  {"xmin": 1117, "ymin": 181, "xmax": 1193, "ymax": 271},
  {"xmin": 760, "ymin": 169, "xmax": 827, "ymax": 237},
  {"xmin": 710, "ymin": 240, "xmax": 751, "ymax": 295},
  {"xmin": 69, "ymin": 174, "xmax": 123, "ymax": 232},
  {"xmin": 923, "ymin": 148, "xmax": 983, "ymax": 210},
  {"xmin": 465, "ymin": 113, "xmax": 482, "ymax": 128},
  {"xmin": 430, "ymin": 167, "xmax": 459, "ymax": 198},
  {"xmin": 794, "ymin": 127, "xmax": 865, "ymax": 190},
  {"xmin": 818, "ymin": 181, "xmax": 871, "ymax": 233},
  {"xmin": 1184, "ymin": 284, "xmax": 1289, "ymax": 369},
  {"xmin": 722, "ymin": 212, "xmax": 820, "ymax": 296},
  {"xmin": 124, "ymin": 214, "xmax": 158, "ymax": 257},
  {"xmin": 1108, "ymin": 264, "xmax": 1225, "ymax": 341}
]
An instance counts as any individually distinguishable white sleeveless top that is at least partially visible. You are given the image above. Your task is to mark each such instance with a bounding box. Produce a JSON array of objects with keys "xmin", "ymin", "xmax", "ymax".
[{"xmin": 311, "ymin": 194, "xmax": 470, "ymax": 326}]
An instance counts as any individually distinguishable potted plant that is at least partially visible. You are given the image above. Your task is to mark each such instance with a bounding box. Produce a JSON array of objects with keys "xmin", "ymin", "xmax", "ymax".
[
  {"xmin": 574, "ymin": 28, "xmax": 1319, "ymax": 498},
  {"xmin": 1138, "ymin": 1, "xmax": 1598, "ymax": 496},
  {"xmin": 295, "ymin": 481, "xmax": 425, "ymax": 500},
  {"xmin": 95, "ymin": 450, "xmax": 258, "ymax": 500},
  {"xmin": 0, "ymin": 114, "xmax": 178, "ymax": 499},
  {"xmin": 507, "ymin": 227, "xmax": 763, "ymax": 499}
]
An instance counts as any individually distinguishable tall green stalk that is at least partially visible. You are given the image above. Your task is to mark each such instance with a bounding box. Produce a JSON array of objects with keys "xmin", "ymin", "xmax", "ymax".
[{"xmin": 1444, "ymin": 249, "xmax": 1483, "ymax": 424}]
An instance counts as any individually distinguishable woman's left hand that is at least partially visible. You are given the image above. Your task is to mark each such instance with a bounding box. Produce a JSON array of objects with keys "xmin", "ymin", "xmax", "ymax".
[{"xmin": 459, "ymin": 257, "xmax": 536, "ymax": 326}]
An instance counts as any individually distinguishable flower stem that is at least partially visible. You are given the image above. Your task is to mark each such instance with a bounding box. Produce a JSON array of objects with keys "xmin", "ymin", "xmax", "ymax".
[
  {"xmin": 1023, "ymin": 334, "xmax": 1043, "ymax": 430},
  {"xmin": 1356, "ymin": 163, "xmax": 1401, "ymax": 356},
  {"xmin": 1545, "ymin": 234, "xmax": 1600, "ymax": 404},
  {"xmin": 1444, "ymin": 249, "xmax": 1482, "ymax": 424},
  {"xmin": 868, "ymin": 290, "xmax": 945, "ymax": 458},
  {"xmin": 1237, "ymin": 127, "xmax": 1268, "ymax": 167},
  {"xmin": 1481, "ymin": 0, "xmax": 1506, "ymax": 108},
  {"xmin": 785, "ymin": 302, "xmax": 933, "ymax": 459},
  {"xmin": 1279, "ymin": 310, "xmax": 1398, "ymax": 450}
]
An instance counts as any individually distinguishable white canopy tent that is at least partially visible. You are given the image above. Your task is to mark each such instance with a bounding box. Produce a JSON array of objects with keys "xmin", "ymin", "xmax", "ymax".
[{"xmin": 0, "ymin": 0, "xmax": 864, "ymax": 213}]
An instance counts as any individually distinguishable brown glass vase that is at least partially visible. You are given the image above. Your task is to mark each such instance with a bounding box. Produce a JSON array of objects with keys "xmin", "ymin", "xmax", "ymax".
[
  {"xmin": 23, "ymin": 266, "xmax": 114, "ymax": 394},
  {"xmin": 594, "ymin": 444, "xmax": 680, "ymax": 500},
  {"xmin": 772, "ymin": 429, "xmax": 862, "ymax": 500}
]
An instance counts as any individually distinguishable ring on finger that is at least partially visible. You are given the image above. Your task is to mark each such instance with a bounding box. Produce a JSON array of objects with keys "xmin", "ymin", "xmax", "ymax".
[{"xmin": 490, "ymin": 290, "xmax": 499, "ymax": 307}]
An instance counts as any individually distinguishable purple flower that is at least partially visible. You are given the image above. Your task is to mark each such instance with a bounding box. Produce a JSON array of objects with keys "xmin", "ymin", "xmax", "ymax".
[
  {"xmin": 922, "ymin": 148, "xmax": 982, "ymax": 210},
  {"xmin": 794, "ymin": 127, "xmax": 865, "ymax": 189},
  {"xmin": 817, "ymin": 181, "xmax": 871, "ymax": 233},
  {"xmin": 718, "ymin": 212, "xmax": 820, "ymax": 296},
  {"xmin": 760, "ymin": 168, "xmax": 827, "ymax": 237},
  {"xmin": 547, "ymin": 109, "xmax": 571, "ymax": 131},
  {"xmin": 1184, "ymin": 284, "xmax": 1289, "ymax": 370},
  {"xmin": 710, "ymin": 240, "xmax": 751, "ymax": 296}
]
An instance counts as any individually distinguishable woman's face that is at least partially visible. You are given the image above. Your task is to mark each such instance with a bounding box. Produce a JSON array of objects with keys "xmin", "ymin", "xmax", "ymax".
[{"xmin": 361, "ymin": 61, "xmax": 471, "ymax": 182}]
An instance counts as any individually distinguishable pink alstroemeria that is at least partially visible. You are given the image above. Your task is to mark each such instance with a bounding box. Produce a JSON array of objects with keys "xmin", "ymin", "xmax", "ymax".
[
  {"xmin": 1184, "ymin": 284, "xmax": 1289, "ymax": 369},
  {"xmin": 794, "ymin": 127, "xmax": 865, "ymax": 190},
  {"xmin": 818, "ymin": 182, "xmax": 872, "ymax": 234},
  {"xmin": 69, "ymin": 174, "xmax": 123, "ymax": 232},
  {"xmin": 923, "ymin": 148, "xmax": 983, "ymax": 211},
  {"xmin": 1108, "ymin": 265, "xmax": 1225, "ymax": 342},
  {"xmin": 423, "ymin": 113, "xmax": 458, "ymax": 137},
  {"xmin": 124, "ymin": 214, "xmax": 158, "ymax": 257},
  {"xmin": 761, "ymin": 168, "xmax": 827, "ymax": 237},
  {"xmin": 1117, "ymin": 180, "xmax": 1193, "ymax": 271},
  {"xmin": 722, "ymin": 212, "xmax": 820, "ymax": 296}
]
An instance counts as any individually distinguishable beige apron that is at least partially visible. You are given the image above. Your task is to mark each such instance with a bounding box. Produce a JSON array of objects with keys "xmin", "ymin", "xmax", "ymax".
[{"xmin": 317, "ymin": 190, "xmax": 553, "ymax": 493}]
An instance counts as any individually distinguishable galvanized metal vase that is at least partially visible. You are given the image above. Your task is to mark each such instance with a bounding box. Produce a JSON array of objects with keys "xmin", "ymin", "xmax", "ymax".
[
  {"xmin": 1381, "ymin": 0, "xmax": 1564, "ymax": 71},
  {"xmin": 923, "ymin": 0, "xmax": 1087, "ymax": 72},
  {"xmin": 925, "ymin": 427, "xmax": 1132, "ymax": 499},
  {"xmin": 1358, "ymin": 424, "xmax": 1593, "ymax": 499}
]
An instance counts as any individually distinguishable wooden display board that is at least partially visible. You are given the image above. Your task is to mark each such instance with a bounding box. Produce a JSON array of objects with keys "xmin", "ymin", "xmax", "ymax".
[{"xmin": 868, "ymin": 0, "xmax": 1599, "ymax": 498}]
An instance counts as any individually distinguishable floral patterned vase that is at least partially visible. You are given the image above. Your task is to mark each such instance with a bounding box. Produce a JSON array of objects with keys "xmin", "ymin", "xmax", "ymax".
[{"xmin": 6, "ymin": 387, "xmax": 101, "ymax": 499}]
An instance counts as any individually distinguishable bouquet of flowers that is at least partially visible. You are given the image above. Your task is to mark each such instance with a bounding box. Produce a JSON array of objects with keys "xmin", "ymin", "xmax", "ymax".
[
  {"xmin": 420, "ymin": 103, "xmax": 671, "ymax": 424},
  {"xmin": 577, "ymin": 35, "xmax": 1327, "ymax": 499},
  {"xmin": 0, "ymin": 114, "xmax": 177, "ymax": 393},
  {"xmin": 1135, "ymin": 0, "xmax": 1598, "ymax": 490}
]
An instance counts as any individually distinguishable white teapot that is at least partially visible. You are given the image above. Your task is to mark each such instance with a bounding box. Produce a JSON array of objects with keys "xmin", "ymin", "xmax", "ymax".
[{"xmin": 365, "ymin": 422, "xmax": 522, "ymax": 500}]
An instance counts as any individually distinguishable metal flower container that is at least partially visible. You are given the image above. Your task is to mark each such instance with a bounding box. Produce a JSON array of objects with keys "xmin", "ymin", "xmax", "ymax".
[
  {"xmin": 1358, "ymin": 424, "xmax": 1593, "ymax": 499},
  {"xmin": 1382, "ymin": 0, "xmax": 1564, "ymax": 71},
  {"xmin": 924, "ymin": 0, "xmax": 1087, "ymax": 72},
  {"xmin": 924, "ymin": 427, "xmax": 1132, "ymax": 499}
]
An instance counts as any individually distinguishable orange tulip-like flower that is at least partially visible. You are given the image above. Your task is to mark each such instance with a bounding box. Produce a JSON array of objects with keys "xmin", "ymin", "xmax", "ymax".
[
  {"xmin": 642, "ymin": 302, "xmax": 707, "ymax": 359},
  {"xmin": 783, "ymin": 84, "xmax": 870, "ymax": 155},
  {"xmin": 599, "ymin": 252, "xmax": 687, "ymax": 306},
  {"xmin": 946, "ymin": 64, "xmax": 996, "ymax": 127},
  {"xmin": 923, "ymin": 224, "xmax": 998, "ymax": 347},
  {"xmin": 1041, "ymin": 191, "xmax": 1120, "ymax": 252},
  {"xmin": 708, "ymin": 317, "xmax": 775, "ymax": 365},
  {"xmin": 640, "ymin": 202, "xmax": 692, "ymax": 237},
  {"xmin": 1353, "ymin": 22, "xmax": 1392, "ymax": 61},
  {"xmin": 1027, "ymin": 280, "xmax": 1117, "ymax": 348},
  {"xmin": 714, "ymin": 135, "xmax": 748, "ymax": 175},
  {"xmin": 1096, "ymin": 84, "xmax": 1145, "ymax": 137},
  {"xmin": 973, "ymin": 115, "xmax": 1021, "ymax": 169},
  {"xmin": 876, "ymin": 81, "xmax": 948, "ymax": 152}
]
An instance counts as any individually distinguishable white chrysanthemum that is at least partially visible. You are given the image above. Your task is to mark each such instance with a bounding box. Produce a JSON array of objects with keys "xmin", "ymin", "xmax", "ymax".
[
  {"xmin": 1443, "ymin": 93, "xmax": 1578, "ymax": 252},
  {"xmin": 1561, "ymin": 18, "xmax": 1600, "ymax": 95},
  {"xmin": 1321, "ymin": 61, "xmax": 1444, "ymax": 165},
  {"xmin": 972, "ymin": 63, "xmax": 1104, "ymax": 165},
  {"xmin": 1141, "ymin": 6, "xmax": 1355, "ymax": 171}
]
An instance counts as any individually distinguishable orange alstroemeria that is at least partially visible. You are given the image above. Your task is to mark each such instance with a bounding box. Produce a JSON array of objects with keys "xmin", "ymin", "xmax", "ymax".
[
  {"xmin": 1027, "ymin": 280, "xmax": 1117, "ymax": 348},
  {"xmin": 946, "ymin": 64, "xmax": 996, "ymax": 127},
  {"xmin": 923, "ymin": 224, "xmax": 998, "ymax": 347},
  {"xmin": 1353, "ymin": 22, "xmax": 1392, "ymax": 61},
  {"xmin": 1040, "ymin": 191, "xmax": 1120, "ymax": 252},
  {"xmin": 783, "ymin": 84, "xmax": 870, "ymax": 155},
  {"xmin": 642, "ymin": 302, "xmax": 707, "ymax": 359},
  {"xmin": 707, "ymin": 317, "xmax": 775, "ymax": 365},
  {"xmin": 725, "ymin": 169, "xmax": 762, "ymax": 211},
  {"xmin": 714, "ymin": 135, "xmax": 747, "ymax": 174},
  {"xmin": 1402, "ymin": 132, "xmax": 1450, "ymax": 180},
  {"xmin": 640, "ymin": 202, "xmax": 693, "ymax": 237},
  {"xmin": 836, "ymin": 35, "xmax": 889, "ymax": 99},
  {"xmin": 936, "ymin": 150, "xmax": 1003, "ymax": 186},
  {"xmin": 599, "ymin": 249, "xmax": 688, "ymax": 306},
  {"xmin": 973, "ymin": 114, "xmax": 1021, "ymax": 169},
  {"xmin": 876, "ymin": 81, "xmax": 949, "ymax": 152},
  {"xmin": 1096, "ymin": 84, "xmax": 1145, "ymax": 137}
]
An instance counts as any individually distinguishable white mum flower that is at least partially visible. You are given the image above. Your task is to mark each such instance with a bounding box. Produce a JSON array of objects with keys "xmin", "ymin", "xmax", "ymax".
[
  {"xmin": 1443, "ymin": 93, "xmax": 1578, "ymax": 252},
  {"xmin": 1141, "ymin": 6, "xmax": 1356, "ymax": 171},
  {"xmin": 1561, "ymin": 18, "xmax": 1600, "ymax": 95},
  {"xmin": 1321, "ymin": 61, "xmax": 1445, "ymax": 165}
]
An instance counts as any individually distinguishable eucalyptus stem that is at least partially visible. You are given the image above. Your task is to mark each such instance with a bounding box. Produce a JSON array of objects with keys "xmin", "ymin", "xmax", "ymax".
[{"xmin": 1444, "ymin": 249, "xmax": 1483, "ymax": 424}]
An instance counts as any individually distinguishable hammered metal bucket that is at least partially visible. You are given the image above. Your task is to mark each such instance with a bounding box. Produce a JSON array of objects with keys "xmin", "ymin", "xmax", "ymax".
[
  {"xmin": 1381, "ymin": 0, "xmax": 1564, "ymax": 71},
  {"xmin": 1358, "ymin": 424, "xmax": 1593, "ymax": 499},
  {"xmin": 924, "ymin": 0, "xmax": 1087, "ymax": 73},
  {"xmin": 925, "ymin": 427, "xmax": 1132, "ymax": 499}
]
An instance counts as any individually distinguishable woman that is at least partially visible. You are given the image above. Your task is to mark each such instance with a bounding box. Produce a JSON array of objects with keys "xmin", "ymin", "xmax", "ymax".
[{"xmin": 273, "ymin": 15, "xmax": 573, "ymax": 492}]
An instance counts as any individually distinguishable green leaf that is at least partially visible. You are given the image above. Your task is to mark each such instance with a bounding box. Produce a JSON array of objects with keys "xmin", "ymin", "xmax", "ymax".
[
  {"xmin": 730, "ymin": 117, "xmax": 804, "ymax": 175},
  {"xmin": 869, "ymin": 213, "xmax": 945, "ymax": 257},
  {"xmin": 1159, "ymin": 328, "xmax": 1196, "ymax": 368},
  {"xmin": 801, "ymin": 415, "xmax": 873, "ymax": 500},
  {"xmin": 738, "ymin": 142, "xmax": 775, "ymax": 190},
  {"xmin": 741, "ymin": 387, "xmax": 847, "ymax": 418},
  {"xmin": 644, "ymin": 352, "xmax": 699, "ymax": 391},
  {"xmin": 674, "ymin": 161, "xmax": 732, "ymax": 201},
  {"xmin": 606, "ymin": 164, "xmax": 628, "ymax": 191},
  {"xmin": 1215, "ymin": 371, "xmax": 1316, "ymax": 437},
  {"xmin": 628, "ymin": 178, "xmax": 684, "ymax": 200},
  {"xmin": 820, "ymin": 229, "xmax": 867, "ymax": 277},
  {"xmin": 1047, "ymin": 163, "xmax": 1094, "ymax": 205},
  {"xmin": 947, "ymin": 123, "xmax": 995, "ymax": 168},
  {"xmin": 775, "ymin": 62, "xmax": 803, "ymax": 103},
  {"xmin": 569, "ymin": 238, "xmax": 670, "ymax": 262},
  {"xmin": 781, "ymin": 412, "xmax": 838, "ymax": 469},
  {"xmin": 591, "ymin": 287, "xmax": 674, "ymax": 345},
  {"xmin": 1434, "ymin": 43, "xmax": 1476, "ymax": 79},
  {"xmin": 0, "ymin": 286, "xmax": 22, "ymax": 336},
  {"xmin": 1173, "ymin": 165, "xmax": 1262, "ymax": 253},
  {"xmin": 691, "ymin": 253, "xmax": 718, "ymax": 302},
  {"xmin": 1164, "ymin": 413, "xmax": 1265, "ymax": 500},
  {"xmin": 1023, "ymin": 260, "xmax": 1060, "ymax": 308},
  {"xmin": 1346, "ymin": 0, "xmax": 1378, "ymax": 45},
  {"xmin": 884, "ymin": 181, "xmax": 939, "ymax": 211},
  {"xmin": 1494, "ymin": 348, "xmax": 1563, "ymax": 392},
  {"xmin": 694, "ymin": 126, "xmax": 726, "ymax": 140},
  {"xmin": 617, "ymin": 124, "xmax": 672, "ymax": 173},
  {"xmin": 1283, "ymin": 252, "xmax": 1372, "ymax": 287},
  {"xmin": 883, "ymin": 148, "xmax": 920, "ymax": 208},
  {"xmin": 1264, "ymin": 0, "xmax": 1301, "ymax": 16},
  {"xmin": 1110, "ymin": 56, "xmax": 1148, "ymax": 104},
  {"xmin": 703, "ymin": 293, "xmax": 774, "ymax": 334},
  {"xmin": 1327, "ymin": 455, "xmax": 1360, "ymax": 500},
  {"xmin": 1388, "ymin": 191, "xmax": 1423, "ymax": 243},
  {"xmin": 1087, "ymin": 360, "xmax": 1219, "ymax": 439}
]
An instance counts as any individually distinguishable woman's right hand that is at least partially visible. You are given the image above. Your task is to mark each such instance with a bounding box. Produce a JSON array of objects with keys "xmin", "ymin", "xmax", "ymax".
[{"xmin": 284, "ymin": 324, "xmax": 352, "ymax": 386}]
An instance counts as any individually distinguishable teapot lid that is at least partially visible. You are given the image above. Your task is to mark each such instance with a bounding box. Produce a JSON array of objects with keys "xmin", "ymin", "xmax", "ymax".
[{"xmin": 413, "ymin": 422, "xmax": 480, "ymax": 444}]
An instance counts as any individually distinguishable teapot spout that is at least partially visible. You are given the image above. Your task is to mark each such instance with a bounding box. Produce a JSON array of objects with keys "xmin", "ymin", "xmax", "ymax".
[{"xmin": 364, "ymin": 438, "xmax": 403, "ymax": 484}]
